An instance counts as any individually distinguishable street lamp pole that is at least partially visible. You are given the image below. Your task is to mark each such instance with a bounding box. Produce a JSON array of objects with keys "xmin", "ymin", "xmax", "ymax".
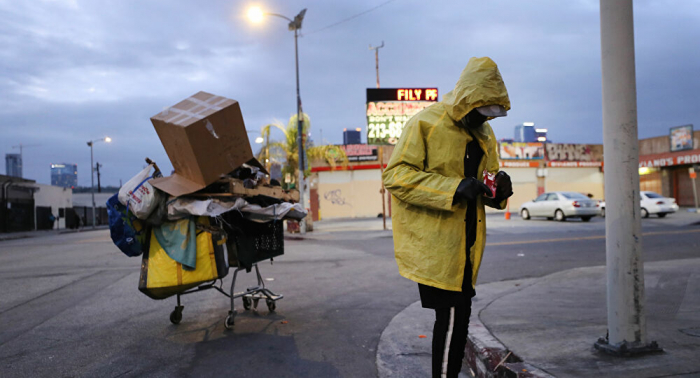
[
  {"xmin": 250, "ymin": 7, "xmax": 307, "ymax": 233},
  {"xmin": 89, "ymin": 142, "xmax": 95, "ymax": 228},
  {"xmin": 292, "ymin": 20, "xmax": 307, "ymax": 234}
]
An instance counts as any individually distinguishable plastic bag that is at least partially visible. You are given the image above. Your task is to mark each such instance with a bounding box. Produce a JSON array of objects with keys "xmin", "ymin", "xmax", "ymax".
[
  {"xmin": 118, "ymin": 165, "xmax": 161, "ymax": 219},
  {"xmin": 107, "ymin": 194, "xmax": 149, "ymax": 257}
]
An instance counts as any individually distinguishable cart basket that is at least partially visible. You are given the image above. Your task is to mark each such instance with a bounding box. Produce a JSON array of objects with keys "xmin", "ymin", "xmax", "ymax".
[{"xmin": 222, "ymin": 212, "xmax": 284, "ymax": 270}]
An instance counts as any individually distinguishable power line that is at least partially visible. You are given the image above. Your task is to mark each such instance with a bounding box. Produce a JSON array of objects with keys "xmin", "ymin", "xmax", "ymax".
[{"xmin": 302, "ymin": 0, "xmax": 399, "ymax": 36}]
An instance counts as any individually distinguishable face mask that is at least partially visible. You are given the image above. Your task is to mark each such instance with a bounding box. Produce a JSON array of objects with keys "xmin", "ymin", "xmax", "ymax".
[{"xmin": 460, "ymin": 110, "xmax": 487, "ymax": 129}]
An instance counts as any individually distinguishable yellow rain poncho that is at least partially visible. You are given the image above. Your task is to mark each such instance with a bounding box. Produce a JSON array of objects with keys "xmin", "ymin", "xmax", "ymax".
[{"xmin": 382, "ymin": 57, "xmax": 510, "ymax": 292}]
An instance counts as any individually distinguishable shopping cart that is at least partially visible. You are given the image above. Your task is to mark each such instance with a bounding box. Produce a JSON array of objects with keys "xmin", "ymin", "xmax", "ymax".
[{"xmin": 167, "ymin": 213, "xmax": 284, "ymax": 329}]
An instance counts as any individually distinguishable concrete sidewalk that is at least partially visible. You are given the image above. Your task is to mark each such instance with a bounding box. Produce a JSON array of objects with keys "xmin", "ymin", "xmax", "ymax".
[
  {"xmin": 0, "ymin": 226, "xmax": 109, "ymax": 242},
  {"xmin": 378, "ymin": 258, "xmax": 700, "ymax": 377}
]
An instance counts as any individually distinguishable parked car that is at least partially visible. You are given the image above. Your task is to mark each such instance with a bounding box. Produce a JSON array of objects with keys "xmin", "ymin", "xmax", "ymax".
[
  {"xmin": 599, "ymin": 191, "xmax": 679, "ymax": 218},
  {"xmin": 520, "ymin": 191, "xmax": 599, "ymax": 222}
]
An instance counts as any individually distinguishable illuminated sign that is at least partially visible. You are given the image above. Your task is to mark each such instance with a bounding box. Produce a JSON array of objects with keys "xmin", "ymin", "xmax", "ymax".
[
  {"xmin": 366, "ymin": 88, "xmax": 438, "ymax": 145},
  {"xmin": 339, "ymin": 144, "xmax": 378, "ymax": 162}
]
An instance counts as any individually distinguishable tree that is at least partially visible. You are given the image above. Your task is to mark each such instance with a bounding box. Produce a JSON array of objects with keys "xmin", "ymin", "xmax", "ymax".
[{"xmin": 257, "ymin": 113, "xmax": 348, "ymax": 189}]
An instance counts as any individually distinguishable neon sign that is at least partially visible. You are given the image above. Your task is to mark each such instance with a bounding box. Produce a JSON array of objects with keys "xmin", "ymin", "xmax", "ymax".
[{"xmin": 366, "ymin": 88, "xmax": 438, "ymax": 145}]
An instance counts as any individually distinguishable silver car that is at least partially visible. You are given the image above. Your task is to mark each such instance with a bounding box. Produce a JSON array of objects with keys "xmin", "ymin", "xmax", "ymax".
[{"xmin": 520, "ymin": 191, "xmax": 600, "ymax": 222}]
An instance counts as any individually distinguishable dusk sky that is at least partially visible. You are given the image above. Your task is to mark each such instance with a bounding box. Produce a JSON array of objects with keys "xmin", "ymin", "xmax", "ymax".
[{"xmin": 1, "ymin": 0, "xmax": 699, "ymax": 187}]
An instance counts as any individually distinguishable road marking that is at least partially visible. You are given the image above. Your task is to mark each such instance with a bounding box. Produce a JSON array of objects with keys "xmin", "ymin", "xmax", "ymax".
[{"xmin": 486, "ymin": 228, "xmax": 700, "ymax": 247}]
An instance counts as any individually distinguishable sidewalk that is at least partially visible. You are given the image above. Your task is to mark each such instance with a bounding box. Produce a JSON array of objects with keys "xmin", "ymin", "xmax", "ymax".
[
  {"xmin": 378, "ymin": 258, "xmax": 700, "ymax": 377},
  {"xmin": 0, "ymin": 226, "xmax": 109, "ymax": 242}
]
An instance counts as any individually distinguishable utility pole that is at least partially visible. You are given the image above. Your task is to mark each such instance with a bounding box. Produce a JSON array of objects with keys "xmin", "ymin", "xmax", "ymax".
[
  {"xmin": 370, "ymin": 41, "xmax": 387, "ymax": 231},
  {"xmin": 96, "ymin": 163, "xmax": 102, "ymax": 193},
  {"xmin": 594, "ymin": 0, "xmax": 660, "ymax": 356},
  {"xmin": 369, "ymin": 41, "xmax": 384, "ymax": 89}
]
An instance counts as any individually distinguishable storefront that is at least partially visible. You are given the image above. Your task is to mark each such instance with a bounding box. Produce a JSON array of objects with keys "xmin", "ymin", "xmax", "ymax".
[
  {"xmin": 308, "ymin": 129, "xmax": 698, "ymax": 219},
  {"xmin": 637, "ymin": 127, "xmax": 700, "ymax": 207},
  {"xmin": 638, "ymin": 148, "xmax": 700, "ymax": 206}
]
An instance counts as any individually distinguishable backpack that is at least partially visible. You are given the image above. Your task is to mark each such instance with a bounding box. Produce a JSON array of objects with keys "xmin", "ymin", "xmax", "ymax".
[{"xmin": 106, "ymin": 176, "xmax": 151, "ymax": 257}]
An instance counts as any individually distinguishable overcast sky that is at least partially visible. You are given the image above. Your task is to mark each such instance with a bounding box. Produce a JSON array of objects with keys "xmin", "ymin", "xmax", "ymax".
[{"xmin": 1, "ymin": 0, "xmax": 699, "ymax": 186}]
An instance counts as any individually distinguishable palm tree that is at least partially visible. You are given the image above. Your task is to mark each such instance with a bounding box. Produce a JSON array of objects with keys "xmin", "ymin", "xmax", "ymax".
[{"xmin": 257, "ymin": 113, "xmax": 348, "ymax": 189}]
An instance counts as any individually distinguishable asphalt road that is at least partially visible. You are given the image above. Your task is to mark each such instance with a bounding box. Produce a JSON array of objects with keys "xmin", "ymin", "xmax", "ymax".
[{"xmin": 0, "ymin": 212, "xmax": 698, "ymax": 377}]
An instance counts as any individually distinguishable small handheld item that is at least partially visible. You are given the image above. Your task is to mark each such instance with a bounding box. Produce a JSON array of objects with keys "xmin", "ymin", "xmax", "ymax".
[{"xmin": 482, "ymin": 170, "xmax": 497, "ymax": 198}]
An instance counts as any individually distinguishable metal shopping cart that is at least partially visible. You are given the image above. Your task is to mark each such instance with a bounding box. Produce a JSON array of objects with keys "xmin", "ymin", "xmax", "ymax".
[{"xmin": 166, "ymin": 213, "xmax": 285, "ymax": 329}]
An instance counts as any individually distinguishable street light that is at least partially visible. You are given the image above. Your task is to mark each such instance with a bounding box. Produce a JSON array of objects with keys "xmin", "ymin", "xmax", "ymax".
[
  {"xmin": 248, "ymin": 6, "xmax": 308, "ymax": 234},
  {"xmin": 87, "ymin": 137, "xmax": 111, "ymax": 229}
]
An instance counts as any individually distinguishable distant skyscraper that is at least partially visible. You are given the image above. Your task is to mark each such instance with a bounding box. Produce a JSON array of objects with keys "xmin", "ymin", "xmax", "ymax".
[
  {"xmin": 5, "ymin": 153, "xmax": 22, "ymax": 178},
  {"xmin": 514, "ymin": 123, "xmax": 537, "ymax": 143},
  {"xmin": 51, "ymin": 163, "xmax": 78, "ymax": 188},
  {"xmin": 343, "ymin": 128, "xmax": 362, "ymax": 145}
]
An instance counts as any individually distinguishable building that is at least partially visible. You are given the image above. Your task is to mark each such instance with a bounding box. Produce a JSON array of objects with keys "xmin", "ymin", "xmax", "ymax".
[
  {"xmin": 535, "ymin": 128, "xmax": 548, "ymax": 142},
  {"xmin": 5, "ymin": 153, "xmax": 22, "ymax": 178},
  {"xmin": 308, "ymin": 128, "xmax": 700, "ymax": 219},
  {"xmin": 309, "ymin": 146, "xmax": 393, "ymax": 219},
  {"xmin": 0, "ymin": 174, "xmax": 73, "ymax": 232},
  {"xmin": 51, "ymin": 163, "xmax": 78, "ymax": 188},
  {"xmin": 343, "ymin": 128, "xmax": 362, "ymax": 145},
  {"xmin": 514, "ymin": 122, "xmax": 537, "ymax": 143},
  {"xmin": 637, "ymin": 127, "xmax": 700, "ymax": 207}
]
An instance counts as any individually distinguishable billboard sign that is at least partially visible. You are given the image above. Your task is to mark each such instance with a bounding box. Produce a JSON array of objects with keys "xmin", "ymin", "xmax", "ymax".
[
  {"xmin": 546, "ymin": 143, "xmax": 604, "ymax": 162},
  {"xmin": 366, "ymin": 88, "xmax": 438, "ymax": 145},
  {"xmin": 670, "ymin": 124, "xmax": 694, "ymax": 152},
  {"xmin": 339, "ymin": 144, "xmax": 378, "ymax": 162},
  {"xmin": 499, "ymin": 142, "xmax": 545, "ymax": 159}
]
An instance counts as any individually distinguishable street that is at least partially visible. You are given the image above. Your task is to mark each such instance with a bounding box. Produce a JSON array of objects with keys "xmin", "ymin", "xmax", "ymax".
[{"xmin": 1, "ymin": 212, "xmax": 699, "ymax": 377}]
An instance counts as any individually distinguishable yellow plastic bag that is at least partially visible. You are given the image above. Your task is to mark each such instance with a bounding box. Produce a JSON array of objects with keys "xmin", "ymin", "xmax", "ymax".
[{"xmin": 139, "ymin": 217, "xmax": 227, "ymax": 299}]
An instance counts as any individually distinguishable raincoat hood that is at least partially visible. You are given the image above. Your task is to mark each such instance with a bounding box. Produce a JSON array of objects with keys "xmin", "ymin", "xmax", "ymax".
[{"xmin": 442, "ymin": 57, "xmax": 511, "ymax": 121}]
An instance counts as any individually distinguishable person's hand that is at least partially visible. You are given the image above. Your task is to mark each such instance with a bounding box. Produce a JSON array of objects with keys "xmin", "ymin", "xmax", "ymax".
[
  {"xmin": 494, "ymin": 171, "xmax": 513, "ymax": 200},
  {"xmin": 454, "ymin": 178, "xmax": 492, "ymax": 203}
]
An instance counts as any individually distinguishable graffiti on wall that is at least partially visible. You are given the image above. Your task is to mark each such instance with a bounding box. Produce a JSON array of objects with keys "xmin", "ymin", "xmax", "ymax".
[
  {"xmin": 324, "ymin": 189, "xmax": 353, "ymax": 207},
  {"xmin": 499, "ymin": 142, "xmax": 545, "ymax": 159},
  {"xmin": 546, "ymin": 144, "xmax": 603, "ymax": 162}
]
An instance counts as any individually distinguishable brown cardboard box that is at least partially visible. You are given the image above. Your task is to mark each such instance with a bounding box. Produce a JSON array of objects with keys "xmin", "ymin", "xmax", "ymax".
[{"xmin": 150, "ymin": 91, "xmax": 266, "ymax": 197}]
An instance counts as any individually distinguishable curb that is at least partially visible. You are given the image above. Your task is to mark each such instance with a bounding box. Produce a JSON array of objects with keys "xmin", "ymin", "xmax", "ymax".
[
  {"xmin": 375, "ymin": 279, "xmax": 555, "ymax": 378},
  {"xmin": 465, "ymin": 316, "xmax": 553, "ymax": 378},
  {"xmin": 464, "ymin": 279, "xmax": 555, "ymax": 378},
  {"xmin": 0, "ymin": 226, "xmax": 109, "ymax": 242}
]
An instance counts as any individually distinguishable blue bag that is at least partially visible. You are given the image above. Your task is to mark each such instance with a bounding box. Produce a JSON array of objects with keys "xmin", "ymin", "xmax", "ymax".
[{"xmin": 106, "ymin": 176, "xmax": 151, "ymax": 257}]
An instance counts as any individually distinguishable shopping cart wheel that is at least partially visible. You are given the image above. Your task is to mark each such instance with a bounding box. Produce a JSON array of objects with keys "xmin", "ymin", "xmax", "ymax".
[
  {"xmin": 266, "ymin": 299, "xmax": 276, "ymax": 312},
  {"xmin": 170, "ymin": 306, "xmax": 183, "ymax": 325},
  {"xmin": 253, "ymin": 298, "xmax": 259, "ymax": 309},
  {"xmin": 225, "ymin": 313, "xmax": 235, "ymax": 330},
  {"xmin": 242, "ymin": 297, "xmax": 252, "ymax": 310}
]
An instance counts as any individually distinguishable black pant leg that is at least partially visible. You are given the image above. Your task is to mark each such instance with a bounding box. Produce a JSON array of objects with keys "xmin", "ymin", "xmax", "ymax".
[{"xmin": 431, "ymin": 298, "xmax": 472, "ymax": 378}]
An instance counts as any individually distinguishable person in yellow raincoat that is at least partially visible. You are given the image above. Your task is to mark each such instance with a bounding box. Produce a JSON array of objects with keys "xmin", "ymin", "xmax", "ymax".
[{"xmin": 382, "ymin": 57, "xmax": 514, "ymax": 378}]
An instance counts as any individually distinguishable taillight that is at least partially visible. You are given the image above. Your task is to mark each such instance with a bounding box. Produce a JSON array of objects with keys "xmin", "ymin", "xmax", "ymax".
[
  {"xmin": 573, "ymin": 201, "xmax": 581, "ymax": 208},
  {"xmin": 656, "ymin": 201, "xmax": 664, "ymax": 205}
]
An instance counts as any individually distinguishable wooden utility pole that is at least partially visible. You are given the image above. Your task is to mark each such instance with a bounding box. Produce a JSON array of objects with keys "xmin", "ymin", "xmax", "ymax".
[{"xmin": 370, "ymin": 41, "xmax": 387, "ymax": 230}]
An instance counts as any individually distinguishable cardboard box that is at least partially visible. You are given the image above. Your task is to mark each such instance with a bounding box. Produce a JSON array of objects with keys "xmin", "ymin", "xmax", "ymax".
[
  {"xmin": 188, "ymin": 178, "xmax": 300, "ymax": 202},
  {"xmin": 150, "ymin": 91, "xmax": 266, "ymax": 197}
]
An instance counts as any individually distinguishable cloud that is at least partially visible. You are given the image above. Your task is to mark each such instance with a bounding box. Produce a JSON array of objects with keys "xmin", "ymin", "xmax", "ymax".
[{"xmin": 1, "ymin": 0, "xmax": 698, "ymax": 186}]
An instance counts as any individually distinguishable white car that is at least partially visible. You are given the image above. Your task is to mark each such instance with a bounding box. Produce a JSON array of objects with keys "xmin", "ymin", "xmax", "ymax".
[
  {"xmin": 599, "ymin": 191, "xmax": 679, "ymax": 218},
  {"xmin": 520, "ymin": 191, "xmax": 599, "ymax": 222}
]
